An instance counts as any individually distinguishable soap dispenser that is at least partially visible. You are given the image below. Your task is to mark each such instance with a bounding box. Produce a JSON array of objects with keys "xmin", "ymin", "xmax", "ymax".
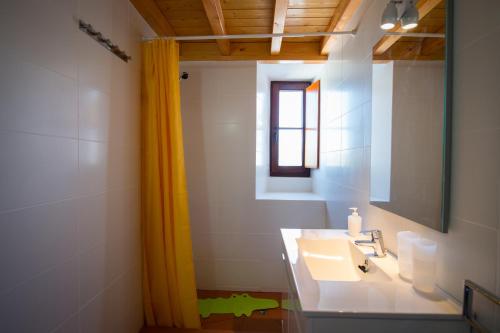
[{"xmin": 348, "ymin": 207, "xmax": 362, "ymax": 237}]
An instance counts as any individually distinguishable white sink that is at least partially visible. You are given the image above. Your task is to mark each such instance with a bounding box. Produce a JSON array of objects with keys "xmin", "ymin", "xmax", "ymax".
[
  {"xmin": 281, "ymin": 229, "xmax": 463, "ymax": 322},
  {"xmin": 297, "ymin": 238, "xmax": 391, "ymax": 282}
]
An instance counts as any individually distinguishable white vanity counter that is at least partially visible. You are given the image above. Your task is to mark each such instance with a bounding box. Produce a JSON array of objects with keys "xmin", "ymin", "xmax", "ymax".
[{"xmin": 281, "ymin": 229, "xmax": 466, "ymax": 333}]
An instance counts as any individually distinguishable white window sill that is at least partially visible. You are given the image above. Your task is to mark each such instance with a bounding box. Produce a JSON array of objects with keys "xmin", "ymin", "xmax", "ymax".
[{"xmin": 256, "ymin": 192, "xmax": 325, "ymax": 201}]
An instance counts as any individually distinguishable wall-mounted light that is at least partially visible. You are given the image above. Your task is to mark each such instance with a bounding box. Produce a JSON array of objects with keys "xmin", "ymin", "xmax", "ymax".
[{"xmin": 380, "ymin": 0, "xmax": 419, "ymax": 31}]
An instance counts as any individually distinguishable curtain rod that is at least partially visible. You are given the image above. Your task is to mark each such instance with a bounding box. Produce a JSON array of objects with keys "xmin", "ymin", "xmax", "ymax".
[
  {"xmin": 143, "ymin": 30, "xmax": 356, "ymax": 41},
  {"xmin": 142, "ymin": 31, "xmax": 445, "ymax": 41}
]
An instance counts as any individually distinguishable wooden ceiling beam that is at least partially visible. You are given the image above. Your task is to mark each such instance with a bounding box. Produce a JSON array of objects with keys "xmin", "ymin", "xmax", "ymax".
[
  {"xmin": 130, "ymin": 0, "xmax": 176, "ymax": 36},
  {"xmin": 373, "ymin": 38, "xmax": 444, "ymax": 61},
  {"xmin": 420, "ymin": 37, "xmax": 444, "ymax": 56},
  {"xmin": 271, "ymin": 0, "xmax": 289, "ymax": 54},
  {"xmin": 201, "ymin": 0, "xmax": 231, "ymax": 55},
  {"xmin": 180, "ymin": 42, "xmax": 327, "ymax": 61},
  {"xmin": 320, "ymin": 0, "xmax": 362, "ymax": 55},
  {"xmin": 373, "ymin": 0, "xmax": 443, "ymax": 56},
  {"xmin": 420, "ymin": 25, "xmax": 445, "ymax": 55},
  {"xmin": 373, "ymin": 53, "xmax": 444, "ymax": 61}
]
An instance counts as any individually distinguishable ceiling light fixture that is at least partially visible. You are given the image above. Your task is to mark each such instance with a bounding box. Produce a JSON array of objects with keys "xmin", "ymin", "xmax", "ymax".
[
  {"xmin": 381, "ymin": 1, "xmax": 398, "ymax": 30},
  {"xmin": 401, "ymin": 2, "xmax": 419, "ymax": 30},
  {"xmin": 380, "ymin": 0, "xmax": 419, "ymax": 31}
]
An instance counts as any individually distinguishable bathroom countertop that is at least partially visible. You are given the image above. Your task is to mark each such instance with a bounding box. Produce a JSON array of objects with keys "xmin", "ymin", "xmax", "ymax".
[{"xmin": 281, "ymin": 228, "xmax": 463, "ymax": 319}]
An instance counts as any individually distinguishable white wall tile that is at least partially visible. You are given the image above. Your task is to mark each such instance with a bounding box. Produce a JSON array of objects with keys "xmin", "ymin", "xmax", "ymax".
[
  {"xmin": 437, "ymin": 219, "xmax": 497, "ymax": 300},
  {"xmin": 78, "ymin": 230, "xmax": 136, "ymax": 308},
  {"xmin": 0, "ymin": 0, "xmax": 148, "ymax": 331},
  {"xmin": 109, "ymin": 60, "xmax": 139, "ymax": 146},
  {"xmin": 111, "ymin": 0, "xmax": 131, "ymax": 50},
  {"xmin": 210, "ymin": 94, "xmax": 256, "ymax": 124},
  {"xmin": 213, "ymin": 202, "xmax": 254, "ymax": 233},
  {"xmin": 341, "ymin": 106, "xmax": 364, "ymax": 150},
  {"xmin": 52, "ymin": 313, "xmax": 79, "ymax": 333},
  {"xmin": 78, "ymin": 0, "xmax": 113, "ymax": 38},
  {"xmin": 340, "ymin": 148, "xmax": 364, "ymax": 190},
  {"xmin": 362, "ymin": 102, "xmax": 372, "ymax": 146},
  {"xmin": 79, "ymin": 244, "xmax": 116, "ymax": 306},
  {"xmin": 78, "ymin": 140, "xmax": 109, "ymax": 196},
  {"xmin": 0, "ymin": 132, "xmax": 78, "ymax": 212},
  {"xmin": 77, "ymin": 33, "xmax": 113, "ymax": 94},
  {"xmin": 453, "ymin": 0, "xmax": 500, "ymax": 51},
  {"xmin": 194, "ymin": 259, "xmax": 217, "ymax": 290},
  {"xmin": 0, "ymin": 258, "xmax": 79, "ymax": 333},
  {"xmin": 0, "ymin": 53, "xmax": 78, "ymax": 138},
  {"xmin": 192, "ymin": 232, "xmax": 284, "ymax": 263},
  {"xmin": 453, "ymin": 26, "xmax": 500, "ymax": 132},
  {"xmin": 107, "ymin": 139, "xmax": 140, "ymax": 189},
  {"xmin": 77, "ymin": 193, "xmax": 108, "ymax": 253},
  {"xmin": 214, "ymin": 259, "xmax": 262, "ymax": 290},
  {"xmin": 78, "ymin": 272, "xmax": 136, "ymax": 333},
  {"xmin": 0, "ymin": 200, "xmax": 78, "ymax": 293},
  {"xmin": 326, "ymin": 117, "xmax": 342, "ymax": 152},
  {"xmin": 258, "ymin": 260, "xmax": 287, "ymax": 291},
  {"xmin": 0, "ymin": 0, "xmax": 78, "ymax": 79},
  {"xmin": 79, "ymin": 85, "xmax": 111, "ymax": 142},
  {"xmin": 451, "ymin": 129, "xmax": 500, "ymax": 229}
]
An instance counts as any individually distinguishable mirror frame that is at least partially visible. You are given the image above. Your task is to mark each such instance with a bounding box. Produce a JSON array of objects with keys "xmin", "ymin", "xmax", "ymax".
[{"xmin": 441, "ymin": 0, "xmax": 453, "ymax": 233}]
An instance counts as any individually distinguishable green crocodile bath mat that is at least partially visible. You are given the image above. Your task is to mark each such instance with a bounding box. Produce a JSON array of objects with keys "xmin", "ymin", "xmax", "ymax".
[{"xmin": 198, "ymin": 293, "xmax": 279, "ymax": 318}]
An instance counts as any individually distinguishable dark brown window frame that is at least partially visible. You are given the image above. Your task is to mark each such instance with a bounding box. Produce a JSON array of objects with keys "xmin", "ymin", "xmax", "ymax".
[{"xmin": 270, "ymin": 81, "xmax": 311, "ymax": 177}]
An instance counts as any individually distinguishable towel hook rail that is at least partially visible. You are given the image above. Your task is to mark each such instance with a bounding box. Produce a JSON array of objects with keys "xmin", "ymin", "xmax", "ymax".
[{"xmin": 78, "ymin": 20, "xmax": 131, "ymax": 63}]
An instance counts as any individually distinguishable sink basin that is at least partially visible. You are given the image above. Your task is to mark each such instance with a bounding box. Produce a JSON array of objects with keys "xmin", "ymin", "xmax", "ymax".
[
  {"xmin": 281, "ymin": 229, "xmax": 462, "ymax": 323},
  {"xmin": 296, "ymin": 238, "xmax": 391, "ymax": 282}
]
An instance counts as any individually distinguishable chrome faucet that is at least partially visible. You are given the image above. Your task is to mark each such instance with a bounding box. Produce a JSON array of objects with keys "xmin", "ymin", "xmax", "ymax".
[{"xmin": 354, "ymin": 230, "xmax": 387, "ymax": 257}]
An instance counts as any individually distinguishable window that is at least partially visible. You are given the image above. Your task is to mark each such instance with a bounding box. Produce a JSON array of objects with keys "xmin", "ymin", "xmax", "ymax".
[{"xmin": 270, "ymin": 81, "xmax": 320, "ymax": 177}]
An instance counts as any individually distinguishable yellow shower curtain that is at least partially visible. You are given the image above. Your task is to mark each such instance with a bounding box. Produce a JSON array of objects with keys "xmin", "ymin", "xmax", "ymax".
[{"xmin": 141, "ymin": 39, "xmax": 201, "ymax": 329}]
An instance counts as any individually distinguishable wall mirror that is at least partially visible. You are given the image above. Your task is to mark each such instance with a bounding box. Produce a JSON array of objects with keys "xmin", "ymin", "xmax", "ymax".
[{"xmin": 370, "ymin": 0, "xmax": 452, "ymax": 232}]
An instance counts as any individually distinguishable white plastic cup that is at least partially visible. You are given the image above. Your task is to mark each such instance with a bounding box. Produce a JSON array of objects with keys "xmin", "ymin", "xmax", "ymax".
[
  {"xmin": 412, "ymin": 238, "xmax": 437, "ymax": 294},
  {"xmin": 397, "ymin": 231, "xmax": 420, "ymax": 280}
]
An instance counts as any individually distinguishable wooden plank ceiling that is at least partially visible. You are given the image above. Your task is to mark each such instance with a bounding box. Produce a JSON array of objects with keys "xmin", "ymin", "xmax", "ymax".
[
  {"xmin": 131, "ymin": 0, "xmax": 362, "ymax": 61},
  {"xmin": 373, "ymin": 0, "xmax": 445, "ymax": 61}
]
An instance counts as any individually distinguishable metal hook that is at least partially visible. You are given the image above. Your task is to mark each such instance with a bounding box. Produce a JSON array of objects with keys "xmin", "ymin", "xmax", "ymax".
[{"xmin": 78, "ymin": 19, "xmax": 131, "ymax": 63}]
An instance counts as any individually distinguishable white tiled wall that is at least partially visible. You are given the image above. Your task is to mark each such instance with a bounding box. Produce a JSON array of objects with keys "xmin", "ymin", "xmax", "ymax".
[
  {"xmin": 0, "ymin": 0, "xmax": 153, "ymax": 332},
  {"xmin": 314, "ymin": 0, "xmax": 500, "ymax": 301},
  {"xmin": 180, "ymin": 62, "xmax": 326, "ymax": 291}
]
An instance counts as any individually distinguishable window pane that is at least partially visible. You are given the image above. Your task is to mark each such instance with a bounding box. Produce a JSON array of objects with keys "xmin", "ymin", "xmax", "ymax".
[
  {"xmin": 278, "ymin": 129, "xmax": 303, "ymax": 166},
  {"xmin": 279, "ymin": 90, "xmax": 303, "ymax": 127}
]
